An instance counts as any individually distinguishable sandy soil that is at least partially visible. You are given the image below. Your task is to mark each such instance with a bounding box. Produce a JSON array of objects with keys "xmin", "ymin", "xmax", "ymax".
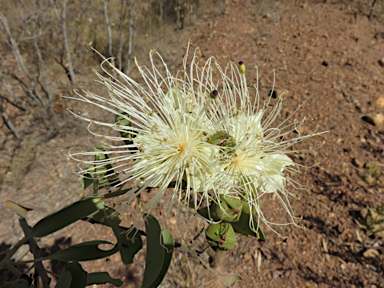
[{"xmin": 1, "ymin": 0, "xmax": 384, "ymax": 287}]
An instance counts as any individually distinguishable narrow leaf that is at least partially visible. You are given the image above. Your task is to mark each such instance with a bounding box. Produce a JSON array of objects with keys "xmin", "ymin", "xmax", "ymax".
[
  {"xmin": 65, "ymin": 262, "xmax": 87, "ymax": 288},
  {"xmin": 55, "ymin": 269, "xmax": 72, "ymax": 288},
  {"xmin": 47, "ymin": 240, "xmax": 118, "ymax": 262},
  {"xmin": 30, "ymin": 197, "xmax": 104, "ymax": 238},
  {"xmin": 86, "ymin": 272, "xmax": 123, "ymax": 287},
  {"xmin": 141, "ymin": 214, "xmax": 174, "ymax": 288},
  {"xmin": 55, "ymin": 262, "xmax": 87, "ymax": 288}
]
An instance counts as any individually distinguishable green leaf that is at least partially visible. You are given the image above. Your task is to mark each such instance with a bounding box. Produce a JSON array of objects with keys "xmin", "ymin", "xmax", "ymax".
[
  {"xmin": 157, "ymin": 228, "xmax": 174, "ymax": 276},
  {"xmin": 55, "ymin": 262, "xmax": 87, "ymax": 288},
  {"xmin": 90, "ymin": 207, "xmax": 143, "ymax": 264},
  {"xmin": 92, "ymin": 206, "xmax": 122, "ymax": 227},
  {"xmin": 115, "ymin": 110, "xmax": 134, "ymax": 145},
  {"xmin": 119, "ymin": 227, "xmax": 143, "ymax": 265},
  {"xmin": 142, "ymin": 214, "xmax": 174, "ymax": 288},
  {"xmin": 230, "ymin": 213, "xmax": 265, "ymax": 241},
  {"xmin": 86, "ymin": 272, "xmax": 123, "ymax": 287},
  {"xmin": 30, "ymin": 197, "xmax": 104, "ymax": 238},
  {"xmin": 0, "ymin": 277, "xmax": 31, "ymax": 288},
  {"xmin": 48, "ymin": 240, "xmax": 118, "ymax": 262},
  {"xmin": 82, "ymin": 172, "xmax": 96, "ymax": 192},
  {"xmin": 55, "ymin": 269, "xmax": 72, "ymax": 288},
  {"xmin": 87, "ymin": 147, "xmax": 120, "ymax": 190}
]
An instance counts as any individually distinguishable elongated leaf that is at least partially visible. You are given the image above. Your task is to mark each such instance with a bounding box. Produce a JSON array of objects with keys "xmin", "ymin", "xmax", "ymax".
[
  {"xmin": 119, "ymin": 227, "xmax": 143, "ymax": 265},
  {"xmin": 86, "ymin": 272, "xmax": 123, "ymax": 287},
  {"xmin": 55, "ymin": 269, "xmax": 72, "ymax": 288},
  {"xmin": 142, "ymin": 214, "xmax": 175, "ymax": 288},
  {"xmin": 30, "ymin": 197, "xmax": 104, "ymax": 238},
  {"xmin": 48, "ymin": 240, "xmax": 118, "ymax": 261},
  {"xmin": 155, "ymin": 229, "xmax": 174, "ymax": 282},
  {"xmin": 55, "ymin": 262, "xmax": 87, "ymax": 288}
]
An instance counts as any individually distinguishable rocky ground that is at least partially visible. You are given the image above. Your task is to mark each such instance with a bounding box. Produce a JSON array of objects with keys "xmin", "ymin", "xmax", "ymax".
[{"xmin": 2, "ymin": 0, "xmax": 384, "ymax": 287}]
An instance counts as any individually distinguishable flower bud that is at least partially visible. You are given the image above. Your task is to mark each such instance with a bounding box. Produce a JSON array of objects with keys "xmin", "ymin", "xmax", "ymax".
[
  {"xmin": 205, "ymin": 223, "xmax": 237, "ymax": 252},
  {"xmin": 207, "ymin": 131, "xmax": 236, "ymax": 154},
  {"xmin": 210, "ymin": 90, "xmax": 219, "ymax": 99},
  {"xmin": 214, "ymin": 195, "xmax": 243, "ymax": 222},
  {"xmin": 238, "ymin": 61, "xmax": 245, "ymax": 74}
]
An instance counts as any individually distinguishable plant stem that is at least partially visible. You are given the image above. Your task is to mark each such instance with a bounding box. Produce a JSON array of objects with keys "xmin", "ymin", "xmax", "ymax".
[{"xmin": 0, "ymin": 236, "xmax": 30, "ymax": 270}]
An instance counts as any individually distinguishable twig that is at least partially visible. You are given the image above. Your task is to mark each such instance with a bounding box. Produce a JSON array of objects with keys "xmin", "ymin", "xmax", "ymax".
[
  {"xmin": 0, "ymin": 236, "xmax": 30, "ymax": 270},
  {"xmin": 0, "ymin": 101, "xmax": 21, "ymax": 139},
  {"xmin": 18, "ymin": 218, "xmax": 51, "ymax": 288}
]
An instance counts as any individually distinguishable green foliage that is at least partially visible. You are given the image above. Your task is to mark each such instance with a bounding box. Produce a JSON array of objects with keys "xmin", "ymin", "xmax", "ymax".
[
  {"xmin": 83, "ymin": 147, "xmax": 120, "ymax": 194},
  {"xmin": 360, "ymin": 203, "xmax": 384, "ymax": 237},
  {"xmin": 205, "ymin": 223, "xmax": 237, "ymax": 252},
  {"xmin": 115, "ymin": 109, "xmax": 134, "ymax": 145},
  {"xmin": 48, "ymin": 240, "xmax": 119, "ymax": 262},
  {"xmin": 86, "ymin": 272, "xmax": 123, "ymax": 286},
  {"xmin": 55, "ymin": 262, "xmax": 87, "ymax": 288},
  {"xmin": 29, "ymin": 197, "xmax": 104, "ymax": 238},
  {"xmin": 55, "ymin": 263, "xmax": 123, "ymax": 288},
  {"xmin": 142, "ymin": 214, "xmax": 174, "ymax": 288},
  {"xmin": 358, "ymin": 162, "xmax": 384, "ymax": 189},
  {"xmin": 213, "ymin": 195, "xmax": 243, "ymax": 222}
]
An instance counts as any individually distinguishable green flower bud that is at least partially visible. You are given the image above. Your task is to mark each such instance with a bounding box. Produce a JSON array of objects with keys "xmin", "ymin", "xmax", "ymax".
[
  {"xmin": 205, "ymin": 223, "xmax": 237, "ymax": 252},
  {"xmin": 207, "ymin": 131, "xmax": 236, "ymax": 154},
  {"xmin": 214, "ymin": 195, "xmax": 243, "ymax": 222},
  {"xmin": 241, "ymin": 199, "xmax": 262, "ymax": 215},
  {"xmin": 238, "ymin": 61, "xmax": 245, "ymax": 74}
]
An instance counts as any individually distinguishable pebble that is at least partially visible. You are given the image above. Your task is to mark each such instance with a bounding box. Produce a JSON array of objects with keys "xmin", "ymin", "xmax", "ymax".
[
  {"xmin": 362, "ymin": 113, "xmax": 384, "ymax": 126},
  {"xmin": 370, "ymin": 97, "xmax": 384, "ymax": 109},
  {"xmin": 363, "ymin": 248, "xmax": 379, "ymax": 258}
]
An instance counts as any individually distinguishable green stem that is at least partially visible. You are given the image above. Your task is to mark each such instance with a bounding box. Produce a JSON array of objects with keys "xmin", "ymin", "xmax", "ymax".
[
  {"xmin": 102, "ymin": 187, "xmax": 135, "ymax": 199},
  {"xmin": 4, "ymin": 262, "xmax": 23, "ymax": 277},
  {"xmin": 0, "ymin": 236, "xmax": 30, "ymax": 271},
  {"xmin": 8, "ymin": 257, "xmax": 49, "ymax": 266}
]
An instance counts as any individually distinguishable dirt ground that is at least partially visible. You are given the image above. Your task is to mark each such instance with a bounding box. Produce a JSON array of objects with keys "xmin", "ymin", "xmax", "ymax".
[{"xmin": 2, "ymin": 0, "xmax": 384, "ymax": 287}]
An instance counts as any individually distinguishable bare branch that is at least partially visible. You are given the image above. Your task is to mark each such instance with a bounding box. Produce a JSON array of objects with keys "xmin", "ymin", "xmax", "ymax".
[
  {"xmin": 49, "ymin": 0, "xmax": 77, "ymax": 86},
  {"xmin": 0, "ymin": 100, "xmax": 21, "ymax": 140},
  {"xmin": 32, "ymin": 0, "xmax": 52, "ymax": 105}
]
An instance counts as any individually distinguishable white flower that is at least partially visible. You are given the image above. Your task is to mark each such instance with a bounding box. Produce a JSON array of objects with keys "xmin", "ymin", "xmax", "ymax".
[
  {"xmin": 66, "ymin": 43, "xmax": 225, "ymax": 219},
  {"xmin": 66, "ymin": 42, "xmax": 325, "ymax": 236},
  {"xmin": 204, "ymin": 61, "xmax": 325, "ymax": 236}
]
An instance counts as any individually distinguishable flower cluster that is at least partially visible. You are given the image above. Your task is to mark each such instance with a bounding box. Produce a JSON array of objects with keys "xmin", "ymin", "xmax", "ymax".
[{"xmin": 66, "ymin": 42, "xmax": 322, "ymax": 237}]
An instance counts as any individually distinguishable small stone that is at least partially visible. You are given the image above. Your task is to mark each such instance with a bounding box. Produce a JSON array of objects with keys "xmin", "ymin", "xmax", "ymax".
[
  {"xmin": 362, "ymin": 113, "xmax": 384, "ymax": 126},
  {"xmin": 363, "ymin": 248, "xmax": 379, "ymax": 258},
  {"xmin": 335, "ymin": 93, "xmax": 344, "ymax": 100},
  {"xmin": 352, "ymin": 158, "xmax": 364, "ymax": 168},
  {"xmin": 370, "ymin": 97, "xmax": 384, "ymax": 109},
  {"xmin": 379, "ymin": 58, "xmax": 384, "ymax": 67},
  {"xmin": 263, "ymin": 13, "xmax": 271, "ymax": 19},
  {"xmin": 275, "ymin": 88, "xmax": 289, "ymax": 98}
]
